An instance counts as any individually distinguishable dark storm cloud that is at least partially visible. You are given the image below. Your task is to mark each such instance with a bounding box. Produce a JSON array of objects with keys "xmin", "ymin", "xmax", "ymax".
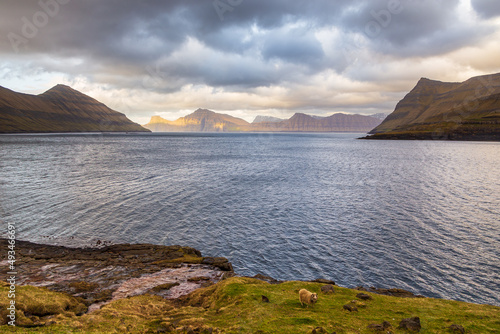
[
  {"xmin": 0, "ymin": 0, "xmax": 497, "ymax": 92},
  {"xmin": 471, "ymin": 0, "xmax": 500, "ymax": 18},
  {"xmin": 261, "ymin": 26, "xmax": 325, "ymax": 65},
  {"xmin": 343, "ymin": 0, "xmax": 461, "ymax": 43},
  {"xmin": 340, "ymin": 0, "xmax": 493, "ymax": 57}
]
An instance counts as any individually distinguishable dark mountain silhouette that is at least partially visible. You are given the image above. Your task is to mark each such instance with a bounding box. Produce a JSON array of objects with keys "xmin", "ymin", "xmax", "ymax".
[
  {"xmin": 365, "ymin": 73, "xmax": 500, "ymax": 140},
  {"xmin": 0, "ymin": 84, "xmax": 149, "ymax": 133}
]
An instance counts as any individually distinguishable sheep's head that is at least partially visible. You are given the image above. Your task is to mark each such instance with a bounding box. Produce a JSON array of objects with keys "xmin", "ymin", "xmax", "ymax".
[{"xmin": 310, "ymin": 293, "xmax": 318, "ymax": 304}]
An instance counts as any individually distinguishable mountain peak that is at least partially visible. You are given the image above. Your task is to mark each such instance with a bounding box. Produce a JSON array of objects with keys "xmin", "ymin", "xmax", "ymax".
[
  {"xmin": 149, "ymin": 115, "xmax": 166, "ymax": 123},
  {"xmin": 193, "ymin": 108, "xmax": 215, "ymax": 114},
  {"xmin": 252, "ymin": 115, "xmax": 283, "ymax": 124},
  {"xmin": 0, "ymin": 84, "xmax": 149, "ymax": 133},
  {"xmin": 43, "ymin": 84, "xmax": 77, "ymax": 94},
  {"xmin": 144, "ymin": 109, "xmax": 382, "ymax": 133},
  {"xmin": 414, "ymin": 77, "xmax": 445, "ymax": 87},
  {"xmin": 289, "ymin": 113, "xmax": 314, "ymax": 120},
  {"xmin": 367, "ymin": 72, "xmax": 500, "ymax": 140}
]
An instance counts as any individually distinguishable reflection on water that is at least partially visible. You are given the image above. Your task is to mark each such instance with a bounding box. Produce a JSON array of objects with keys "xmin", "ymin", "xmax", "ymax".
[{"xmin": 0, "ymin": 133, "xmax": 499, "ymax": 305}]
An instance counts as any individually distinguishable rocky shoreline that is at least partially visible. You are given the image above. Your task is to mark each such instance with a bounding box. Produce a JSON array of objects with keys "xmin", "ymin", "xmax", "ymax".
[
  {"xmin": 0, "ymin": 238, "xmax": 234, "ymax": 313},
  {"xmin": 1, "ymin": 238, "xmax": 426, "ymax": 309},
  {"xmin": 2, "ymin": 238, "xmax": 494, "ymax": 333}
]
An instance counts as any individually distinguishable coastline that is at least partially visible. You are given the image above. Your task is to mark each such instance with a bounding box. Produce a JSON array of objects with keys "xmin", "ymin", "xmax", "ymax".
[
  {"xmin": 360, "ymin": 131, "xmax": 500, "ymax": 141},
  {"xmin": 1, "ymin": 238, "xmax": 499, "ymax": 333}
]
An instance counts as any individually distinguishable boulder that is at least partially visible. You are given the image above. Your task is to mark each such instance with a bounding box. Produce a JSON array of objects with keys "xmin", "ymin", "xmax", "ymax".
[
  {"xmin": 349, "ymin": 300, "xmax": 367, "ymax": 308},
  {"xmin": 187, "ymin": 276, "xmax": 211, "ymax": 282},
  {"xmin": 312, "ymin": 278, "xmax": 336, "ymax": 285},
  {"xmin": 368, "ymin": 287, "xmax": 423, "ymax": 298},
  {"xmin": 320, "ymin": 284, "xmax": 335, "ymax": 294},
  {"xmin": 201, "ymin": 257, "xmax": 233, "ymax": 271},
  {"xmin": 343, "ymin": 303, "xmax": 358, "ymax": 312},
  {"xmin": 398, "ymin": 317, "xmax": 421, "ymax": 332},
  {"xmin": 252, "ymin": 274, "xmax": 282, "ymax": 284},
  {"xmin": 368, "ymin": 321, "xmax": 392, "ymax": 332},
  {"xmin": 356, "ymin": 293, "xmax": 373, "ymax": 300}
]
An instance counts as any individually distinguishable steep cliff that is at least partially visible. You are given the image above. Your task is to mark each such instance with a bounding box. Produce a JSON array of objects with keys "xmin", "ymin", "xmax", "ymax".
[
  {"xmin": 145, "ymin": 108, "xmax": 249, "ymax": 132},
  {"xmin": 0, "ymin": 84, "xmax": 149, "ymax": 133},
  {"xmin": 365, "ymin": 73, "xmax": 500, "ymax": 140}
]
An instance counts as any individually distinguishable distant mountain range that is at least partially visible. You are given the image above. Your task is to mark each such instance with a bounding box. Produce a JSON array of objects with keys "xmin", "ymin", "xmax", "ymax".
[
  {"xmin": 364, "ymin": 73, "xmax": 500, "ymax": 140},
  {"xmin": 8, "ymin": 72, "xmax": 497, "ymax": 140},
  {"xmin": 0, "ymin": 85, "xmax": 149, "ymax": 133},
  {"xmin": 144, "ymin": 109, "xmax": 383, "ymax": 133},
  {"xmin": 145, "ymin": 109, "xmax": 250, "ymax": 132},
  {"xmin": 252, "ymin": 115, "xmax": 283, "ymax": 123}
]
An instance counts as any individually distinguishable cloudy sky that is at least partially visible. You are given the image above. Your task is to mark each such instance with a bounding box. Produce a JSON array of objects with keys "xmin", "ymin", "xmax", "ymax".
[{"xmin": 1, "ymin": 0, "xmax": 500, "ymax": 124}]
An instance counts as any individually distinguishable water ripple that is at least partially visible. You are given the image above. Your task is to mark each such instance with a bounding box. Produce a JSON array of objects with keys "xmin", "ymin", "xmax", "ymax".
[{"xmin": 0, "ymin": 133, "xmax": 499, "ymax": 305}]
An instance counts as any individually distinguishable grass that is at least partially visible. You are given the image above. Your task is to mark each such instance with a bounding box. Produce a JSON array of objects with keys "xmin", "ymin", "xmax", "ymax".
[{"xmin": 1, "ymin": 278, "xmax": 499, "ymax": 333}]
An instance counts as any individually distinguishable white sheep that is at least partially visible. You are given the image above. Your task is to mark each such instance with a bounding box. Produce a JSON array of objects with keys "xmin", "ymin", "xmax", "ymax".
[{"xmin": 299, "ymin": 289, "xmax": 318, "ymax": 307}]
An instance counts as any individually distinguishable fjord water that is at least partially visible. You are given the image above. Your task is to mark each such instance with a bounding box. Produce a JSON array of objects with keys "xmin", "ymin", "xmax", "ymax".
[{"xmin": 1, "ymin": 133, "xmax": 499, "ymax": 305}]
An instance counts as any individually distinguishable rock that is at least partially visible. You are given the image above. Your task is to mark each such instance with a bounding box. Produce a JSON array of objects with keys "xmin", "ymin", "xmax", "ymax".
[
  {"xmin": 320, "ymin": 284, "xmax": 335, "ymax": 294},
  {"xmin": 200, "ymin": 282, "xmax": 214, "ymax": 288},
  {"xmin": 220, "ymin": 272, "xmax": 236, "ymax": 280},
  {"xmin": 398, "ymin": 317, "xmax": 421, "ymax": 332},
  {"xmin": 356, "ymin": 293, "xmax": 373, "ymax": 300},
  {"xmin": 252, "ymin": 274, "xmax": 282, "ymax": 284},
  {"xmin": 311, "ymin": 327, "xmax": 328, "ymax": 334},
  {"xmin": 201, "ymin": 257, "xmax": 233, "ymax": 271},
  {"xmin": 0, "ymin": 238, "xmax": 231, "ymax": 308},
  {"xmin": 368, "ymin": 287, "xmax": 420, "ymax": 298},
  {"xmin": 449, "ymin": 324, "xmax": 465, "ymax": 333},
  {"xmin": 187, "ymin": 276, "xmax": 211, "ymax": 282},
  {"xmin": 343, "ymin": 303, "xmax": 358, "ymax": 312},
  {"xmin": 261, "ymin": 295, "xmax": 270, "ymax": 303},
  {"xmin": 349, "ymin": 300, "xmax": 366, "ymax": 308},
  {"xmin": 368, "ymin": 321, "xmax": 392, "ymax": 331},
  {"xmin": 69, "ymin": 281, "xmax": 99, "ymax": 293},
  {"xmin": 150, "ymin": 282, "xmax": 180, "ymax": 293},
  {"xmin": 356, "ymin": 286, "xmax": 368, "ymax": 291},
  {"xmin": 312, "ymin": 278, "xmax": 336, "ymax": 285}
]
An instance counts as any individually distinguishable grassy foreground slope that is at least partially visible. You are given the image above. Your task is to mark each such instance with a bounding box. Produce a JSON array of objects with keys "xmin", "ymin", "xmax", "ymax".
[{"xmin": 1, "ymin": 278, "xmax": 499, "ymax": 333}]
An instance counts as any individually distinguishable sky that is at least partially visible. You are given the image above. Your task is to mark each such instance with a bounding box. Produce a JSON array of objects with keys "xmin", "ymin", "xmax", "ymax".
[{"xmin": 1, "ymin": 0, "xmax": 500, "ymax": 124}]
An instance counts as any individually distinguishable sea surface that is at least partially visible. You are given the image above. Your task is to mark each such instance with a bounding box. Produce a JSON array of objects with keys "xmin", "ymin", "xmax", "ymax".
[{"xmin": 1, "ymin": 133, "xmax": 499, "ymax": 305}]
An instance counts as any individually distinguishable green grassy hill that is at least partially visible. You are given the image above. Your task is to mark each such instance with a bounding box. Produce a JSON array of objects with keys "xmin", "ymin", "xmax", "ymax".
[{"xmin": 2, "ymin": 277, "xmax": 499, "ymax": 333}]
